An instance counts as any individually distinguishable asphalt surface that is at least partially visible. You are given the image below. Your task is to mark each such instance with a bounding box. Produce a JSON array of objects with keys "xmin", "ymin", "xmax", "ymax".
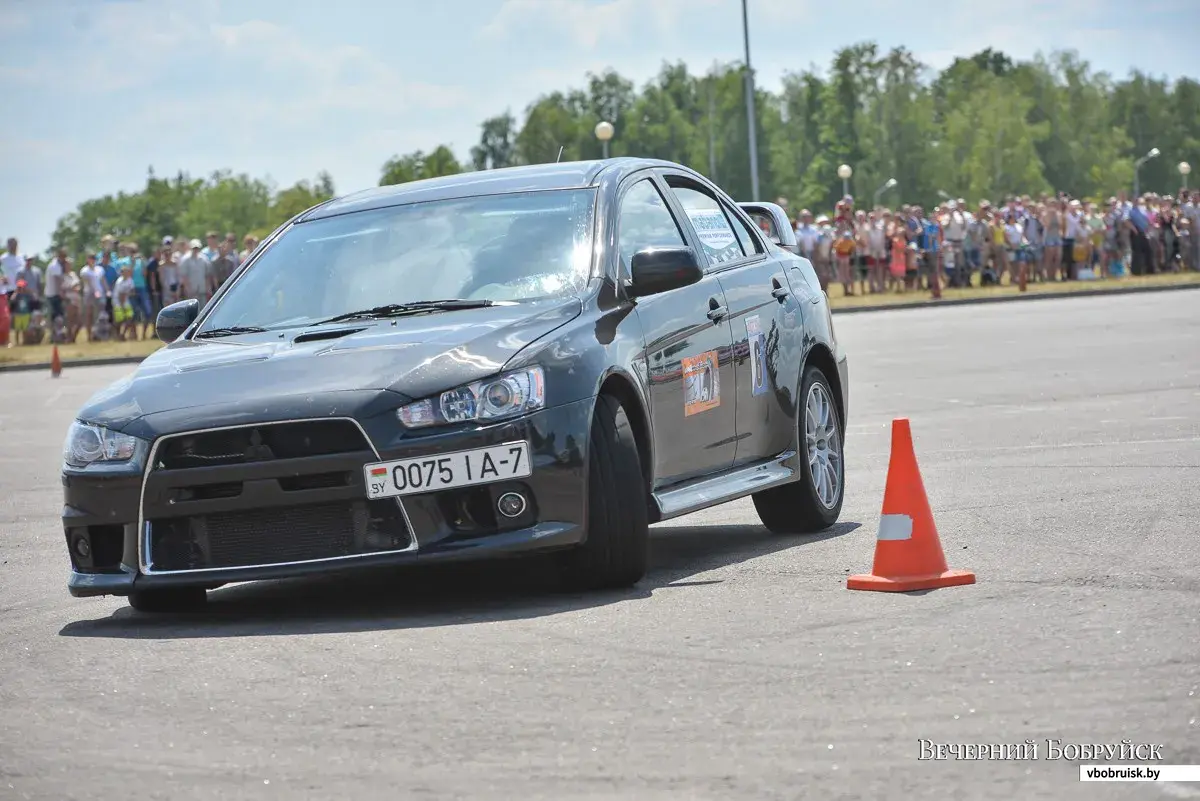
[{"xmin": 2, "ymin": 290, "xmax": 1198, "ymax": 801}]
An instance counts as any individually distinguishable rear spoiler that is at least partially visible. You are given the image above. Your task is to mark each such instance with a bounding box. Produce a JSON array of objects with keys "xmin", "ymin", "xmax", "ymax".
[{"xmin": 737, "ymin": 202, "xmax": 799, "ymax": 254}]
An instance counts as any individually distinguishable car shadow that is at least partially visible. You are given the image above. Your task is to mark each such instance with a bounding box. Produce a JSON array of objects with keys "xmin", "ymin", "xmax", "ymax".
[{"xmin": 58, "ymin": 520, "xmax": 861, "ymax": 640}]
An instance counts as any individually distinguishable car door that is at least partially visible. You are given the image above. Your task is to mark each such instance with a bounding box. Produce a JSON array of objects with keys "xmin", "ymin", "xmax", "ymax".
[
  {"xmin": 619, "ymin": 175, "xmax": 737, "ymax": 488},
  {"xmin": 660, "ymin": 175, "xmax": 803, "ymax": 468}
]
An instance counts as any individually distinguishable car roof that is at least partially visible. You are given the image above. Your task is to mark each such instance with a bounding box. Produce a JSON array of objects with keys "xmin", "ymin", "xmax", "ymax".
[{"xmin": 299, "ymin": 158, "xmax": 700, "ymax": 221}]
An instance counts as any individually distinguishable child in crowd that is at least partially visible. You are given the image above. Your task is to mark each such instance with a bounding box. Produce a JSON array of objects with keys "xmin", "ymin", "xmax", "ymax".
[
  {"xmin": 112, "ymin": 264, "xmax": 136, "ymax": 341},
  {"xmin": 10, "ymin": 279, "xmax": 34, "ymax": 339},
  {"xmin": 23, "ymin": 309, "xmax": 47, "ymax": 345},
  {"xmin": 91, "ymin": 310, "xmax": 112, "ymax": 343},
  {"xmin": 833, "ymin": 219, "xmax": 856, "ymax": 296}
]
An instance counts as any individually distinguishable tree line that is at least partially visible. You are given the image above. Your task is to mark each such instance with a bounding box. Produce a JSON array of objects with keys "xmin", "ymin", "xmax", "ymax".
[{"xmin": 49, "ymin": 43, "xmax": 1199, "ymax": 260}]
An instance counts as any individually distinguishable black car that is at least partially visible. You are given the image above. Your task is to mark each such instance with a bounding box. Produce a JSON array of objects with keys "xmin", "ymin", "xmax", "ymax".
[{"xmin": 61, "ymin": 158, "xmax": 849, "ymax": 612}]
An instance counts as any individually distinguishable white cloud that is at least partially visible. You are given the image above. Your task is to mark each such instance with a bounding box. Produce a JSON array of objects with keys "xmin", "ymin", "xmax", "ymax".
[{"xmin": 479, "ymin": 0, "xmax": 725, "ymax": 49}]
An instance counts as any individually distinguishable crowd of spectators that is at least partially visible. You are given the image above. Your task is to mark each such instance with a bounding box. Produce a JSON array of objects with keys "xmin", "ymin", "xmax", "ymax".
[
  {"xmin": 3, "ymin": 187, "xmax": 1198, "ymax": 348},
  {"xmin": 0, "ymin": 231, "xmax": 258, "ymax": 347},
  {"xmin": 786, "ymin": 189, "xmax": 1199, "ymax": 297}
]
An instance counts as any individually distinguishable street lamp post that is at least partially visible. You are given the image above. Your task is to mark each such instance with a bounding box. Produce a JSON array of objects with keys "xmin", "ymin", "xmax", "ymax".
[
  {"xmin": 741, "ymin": 0, "xmax": 760, "ymax": 201},
  {"xmin": 594, "ymin": 120, "xmax": 614, "ymax": 160},
  {"xmin": 874, "ymin": 177, "xmax": 898, "ymax": 208},
  {"xmin": 1133, "ymin": 147, "xmax": 1159, "ymax": 198},
  {"xmin": 837, "ymin": 164, "xmax": 852, "ymax": 199},
  {"xmin": 1179, "ymin": 161, "xmax": 1192, "ymax": 191}
]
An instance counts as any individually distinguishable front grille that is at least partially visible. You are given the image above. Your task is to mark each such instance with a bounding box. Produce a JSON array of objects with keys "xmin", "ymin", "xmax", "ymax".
[
  {"xmin": 141, "ymin": 419, "xmax": 416, "ymax": 573},
  {"xmin": 155, "ymin": 420, "xmax": 368, "ymax": 470},
  {"xmin": 148, "ymin": 498, "xmax": 411, "ymax": 572}
]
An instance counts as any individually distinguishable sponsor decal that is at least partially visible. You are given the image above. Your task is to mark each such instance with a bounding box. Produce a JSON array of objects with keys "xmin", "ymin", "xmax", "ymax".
[
  {"xmin": 681, "ymin": 350, "xmax": 721, "ymax": 416},
  {"xmin": 686, "ymin": 209, "xmax": 737, "ymax": 252},
  {"xmin": 745, "ymin": 315, "xmax": 768, "ymax": 396}
]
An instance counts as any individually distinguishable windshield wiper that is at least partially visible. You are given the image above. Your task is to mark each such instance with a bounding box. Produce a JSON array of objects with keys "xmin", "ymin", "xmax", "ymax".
[
  {"xmin": 193, "ymin": 325, "xmax": 270, "ymax": 339},
  {"xmin": 316, "ymin": 299, "xmax": 494, "ymax": 325}
]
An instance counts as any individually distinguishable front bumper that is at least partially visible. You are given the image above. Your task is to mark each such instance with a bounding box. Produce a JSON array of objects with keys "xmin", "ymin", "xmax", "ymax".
[{"xmin": 63, "ymin": 398, "xmax": 594, "ymax": 597}]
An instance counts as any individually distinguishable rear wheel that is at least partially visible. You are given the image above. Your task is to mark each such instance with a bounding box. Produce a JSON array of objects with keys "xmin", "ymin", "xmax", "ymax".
[
  {"xmin": 752, "ymin": 365, "xmax": 844, "ymax": 533},
  {"xmin": 557, "ymin": 394, "xmax": 649, "ymax": 590},
  {"xmin": 127, "ymin": 586, "xmax": 208, "ymax": 614}
]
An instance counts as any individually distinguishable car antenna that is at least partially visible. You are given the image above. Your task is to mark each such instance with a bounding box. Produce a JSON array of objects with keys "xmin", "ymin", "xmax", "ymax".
[{"xmin": 556, "ymin": 145, "xmax": 564, "ymax": 163}]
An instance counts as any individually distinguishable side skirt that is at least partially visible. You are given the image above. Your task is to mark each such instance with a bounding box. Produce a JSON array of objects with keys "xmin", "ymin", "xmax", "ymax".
[{"xmin": 650, "ymin": 450, "xmax": 799, "ymax": 522}]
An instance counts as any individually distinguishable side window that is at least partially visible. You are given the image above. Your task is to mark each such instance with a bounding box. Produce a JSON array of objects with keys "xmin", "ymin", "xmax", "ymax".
[
  {"xmin": 668, "ymin": 185, "xmax": 746, "ymax": 267},
  {"xmin": 727, "ymin": 204, "xmax": 766, "ymax": 255},
  {"xmin": 618, "ymin": 179, "xmax": 686, "ymax": 271}
]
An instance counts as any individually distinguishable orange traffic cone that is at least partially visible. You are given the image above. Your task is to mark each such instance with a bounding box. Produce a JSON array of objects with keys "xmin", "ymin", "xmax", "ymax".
[
  {"xmin": 50, "ymin": 345, "xmax": 62, "ymax": 378},
  {"xmin": 847, "ymin": 418, "xmax": 974, "ymax": 592}
]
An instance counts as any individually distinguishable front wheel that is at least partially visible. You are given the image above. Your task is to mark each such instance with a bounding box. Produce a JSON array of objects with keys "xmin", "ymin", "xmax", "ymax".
[
  {"xmin": 556, "ymin": 394, "xmax": 649, "ymax": 590},
  {"xmin": 752, "ymin": 365, "xmax": 844, "ymax": 533}
]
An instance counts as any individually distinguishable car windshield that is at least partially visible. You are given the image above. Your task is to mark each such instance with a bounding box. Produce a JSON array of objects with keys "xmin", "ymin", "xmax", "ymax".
[{"xmin": 197, "ymin": 188, "xmax": 596, "ymax": 332}]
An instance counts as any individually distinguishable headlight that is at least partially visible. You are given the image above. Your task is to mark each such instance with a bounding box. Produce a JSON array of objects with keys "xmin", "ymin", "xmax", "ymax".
[
  {"xmin": 62, "ymin": 421, "xmax": 145, "ymax": 468},
  {"xmin": 398, "ymin": 366, "xmax": 546, "ymax": 428}
]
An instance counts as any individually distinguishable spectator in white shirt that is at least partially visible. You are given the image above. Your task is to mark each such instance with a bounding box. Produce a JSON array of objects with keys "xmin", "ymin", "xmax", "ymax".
[
  {"xmin": 79, "ymin": 253, "xmax": 107, "ymax": 341},
  {"xmin": 179, "ymin": 239, "xmax": 213, "ymax": 306},
  {"xmin": 1, "ymin": 238, "xmax": 23, "ymax": 306}
]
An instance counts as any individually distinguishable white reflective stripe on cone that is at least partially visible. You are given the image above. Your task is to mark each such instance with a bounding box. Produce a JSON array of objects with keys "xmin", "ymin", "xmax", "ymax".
[{"xmin": 877, "ymin": 513, "xmax": 914, "ymax": 541}]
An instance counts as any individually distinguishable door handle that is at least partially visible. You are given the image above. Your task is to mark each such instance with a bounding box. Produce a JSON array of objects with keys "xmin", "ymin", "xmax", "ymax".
[
  {"xmin": 707, "ymin": 297, "xmax": 728, "ymax": 323},
  {"xmin": 771, "ymin": 278, "xmax": 789, "ymax": 301}
]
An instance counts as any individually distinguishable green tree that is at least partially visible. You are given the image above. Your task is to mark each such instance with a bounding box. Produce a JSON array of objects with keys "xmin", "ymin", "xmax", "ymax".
[
  {"xmin": 265, "ymin": 172, "xmax": 338, "ymax": 232},
  {"xmin": 178, "ymin": 170, "xmax": 272, "ymax": 239},
  {"xmin": 471, "ymin": 112, "xmax": 519, "ymax": 170},
  {"xmin": 379, "ymin": 146, "xmax": 462, "ymax": 186},
  {"xmin": 942, "ymin": 68, "xmax": 1050, "ymax": 201},
  {"xmin": 47, "ymin": 42, "xmax": 1198, "ymax": 253}
]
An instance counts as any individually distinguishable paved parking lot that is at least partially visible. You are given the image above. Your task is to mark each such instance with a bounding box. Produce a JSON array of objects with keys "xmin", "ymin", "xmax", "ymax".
[{"xmin": 2, "ymin": 290, "xmax": 1198, "ymax": 800}]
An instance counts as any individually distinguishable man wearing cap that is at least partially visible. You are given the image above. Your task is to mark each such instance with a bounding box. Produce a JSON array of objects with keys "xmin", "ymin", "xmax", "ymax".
[
  {"xmin": 179, "ymin": 238, "xmax": 214, "ymax": 306},
  {"xmin": 201, "ymin": 231, "xmax": 221, "ymax": 265},
  {"xmin": 16, "ymin": 254, "xmax": 43, "ymax": 314}
]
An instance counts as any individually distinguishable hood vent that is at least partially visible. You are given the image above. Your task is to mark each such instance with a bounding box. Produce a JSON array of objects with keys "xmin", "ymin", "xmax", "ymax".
[{"xmin": 292, "ymin": 327, "xmax": 366, "ymax": 344}]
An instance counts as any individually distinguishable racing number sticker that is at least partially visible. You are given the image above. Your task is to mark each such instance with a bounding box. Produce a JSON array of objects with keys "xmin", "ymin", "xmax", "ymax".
[
  {"xmin": 682, "ymin": 350, "xmax": 721, "ymax": 416},
  {"xmin": 745, "ymin": 315, "xmax": 768, "ymax": 396}
]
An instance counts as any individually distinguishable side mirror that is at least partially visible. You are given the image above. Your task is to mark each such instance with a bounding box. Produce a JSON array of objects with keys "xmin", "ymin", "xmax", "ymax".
[
  {"xmin": 627, "ymin": 246, "xmax": 703, "ymax": 299},
  {"xmin": 156, "ymin": 299, "xmax": 199, "ymax": 343}
]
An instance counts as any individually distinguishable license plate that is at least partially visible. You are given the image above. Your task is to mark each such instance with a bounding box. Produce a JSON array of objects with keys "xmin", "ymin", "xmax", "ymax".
[{"xmin": 363, "ymin": 441, "xmax": 532, "ymax": 499}]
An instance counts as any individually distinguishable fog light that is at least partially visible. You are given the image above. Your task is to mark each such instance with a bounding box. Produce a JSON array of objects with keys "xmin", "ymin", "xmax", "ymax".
[
  {"xmin": 74, "ymin": 536, "xmax": 91, "ymax": 558},
  {"xmin": 497, "ymin": 492, "xmax": 527, "ymax": 519}
]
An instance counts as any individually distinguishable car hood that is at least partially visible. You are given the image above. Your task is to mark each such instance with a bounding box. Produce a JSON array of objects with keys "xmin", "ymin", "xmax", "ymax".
[{"xmin": 79, "ymin": 297, "xmax": 582, "ymax": 432}]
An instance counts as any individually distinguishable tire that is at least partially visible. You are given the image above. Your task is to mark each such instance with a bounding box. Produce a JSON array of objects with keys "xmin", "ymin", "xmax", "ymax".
[
  {"xmin": 127, "ymin": 586, "xmax": 208, "ymax": 614},
  {"xmin": 557, "ymin": 394, "xmax": 649, "ymax": 590},
  {"xmin": 752, "ymin": 365, "xmax": 844, "ymax": 534}
]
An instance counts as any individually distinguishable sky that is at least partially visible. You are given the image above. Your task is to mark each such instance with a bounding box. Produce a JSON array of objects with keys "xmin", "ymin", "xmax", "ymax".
[{"xmin": 1, "ymin": 0, "xmax": 1196, "ymax": 254}]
